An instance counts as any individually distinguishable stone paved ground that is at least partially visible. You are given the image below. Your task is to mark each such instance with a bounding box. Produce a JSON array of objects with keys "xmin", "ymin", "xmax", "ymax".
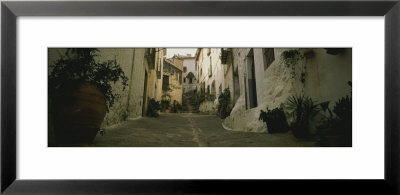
[{"xmin": 91, "ymin": 113, "xmax": 317, "ymax": 147}]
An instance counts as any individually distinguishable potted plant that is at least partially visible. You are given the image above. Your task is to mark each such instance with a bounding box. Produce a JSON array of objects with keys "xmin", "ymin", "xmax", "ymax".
[
  {"xmin": 217, "ymin": 88, "xmax": 232, "ymax": 119},
  {"xmin": 161, "ymin": 99, "xmax": 171, "ymax": 113},
  {"xmin": 49, "ymin": 48, "xmax": 128, "ymax": 146},
  {"xmin": 259, "ymin": 107, "xmax": 289, "ymax": 134},
  {"xmin": 317, "ymin": 96, "xmax": 352, "ymax": 146},
  {"xmin": 286, "ymin": 94, "xmax": 319, "ymax": 139},
  {"xmin": 147, "ymin": 98, "xmax": 161, "ymax": 117}
]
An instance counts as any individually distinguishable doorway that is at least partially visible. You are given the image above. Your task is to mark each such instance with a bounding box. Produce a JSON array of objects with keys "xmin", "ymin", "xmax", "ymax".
[{"xmin": 246, "ymin": 49, "xmax": 258, "ymax": 109}]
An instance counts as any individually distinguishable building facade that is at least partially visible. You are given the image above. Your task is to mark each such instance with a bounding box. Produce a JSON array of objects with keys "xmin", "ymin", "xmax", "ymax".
[
  {"xmin": 195, "ymin": 48, "xmax": 352, "ymax": 132},
  {"xmin": 175, "ymin": 54, "xmax": 197, "ymax": 94},
  {"xmin": 226, "ymin": 48, "xmax": 352, "ymax": 132},
  {"xmin": 162, "ymin": 57, "xmax": 183, "ymax": 104},
  {"xmin": 195, "ymin": 48, "xmax": 226, "ymax": 97}
]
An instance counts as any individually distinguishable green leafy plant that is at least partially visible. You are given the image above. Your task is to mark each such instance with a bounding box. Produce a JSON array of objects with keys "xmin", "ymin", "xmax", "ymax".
[
  {"xmin": 281, "ymin": 49, "xmax": 306, "ymax": 81},
  {"xmin": 317, "ymin": 96, "xmax": 352, "ymax": 146},
  {"xmin": 317, "ymin": 82, "xmax": 352, "ymax": 146},
  {"xmin": 196, "ymin": 93, "xmax": 216, "ymax": 105},
  {"xmin": 171, "ymin": 100, "xmax": 183, "ymax": 113},
  {"xmin": 259, "ymin": 107, "xmax": 289, "ymax": 133},
  {"xmin": 49, "ymin": 48, "xmax": 128, "ymax": 111},
  {"xmin": 161, "ymin": 99, "xmax": 171, "ymax": 111},
  {"xmin": 147, "ymin": 98, "xmax": 161, "ymax": 117},
  {"xmin": 286, "ymin": 94, "xmax": 320, "ymax": 138},
  {"xmin": 217, "ymin": 88, "xmax": 232, "ymax": 119},
  {"xmin": 281, "ymin": 49, "xmax": 302, "ymax": 67}
]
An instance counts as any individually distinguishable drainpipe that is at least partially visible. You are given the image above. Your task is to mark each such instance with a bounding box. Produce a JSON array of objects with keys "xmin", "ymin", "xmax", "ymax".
[
  {"xmin": 244, "ymin": 58, "xmax": 248, "ymax": 110},
  {"xmin": 230, "ymin": 49, "xmax": 235, "ymax": 105}
]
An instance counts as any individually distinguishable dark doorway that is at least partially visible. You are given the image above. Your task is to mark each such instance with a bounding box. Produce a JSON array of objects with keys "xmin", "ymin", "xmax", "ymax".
[
  {"xmin": 142, "ymin": 71, "xmax": 148, "ymax": 116},
  {"xmin": 247, "ymin": 49, "xmax": 258, "ymax": 109},
  {"xmin": 233, "ymin": 70, "xmax": 240, "ymax": 104}
]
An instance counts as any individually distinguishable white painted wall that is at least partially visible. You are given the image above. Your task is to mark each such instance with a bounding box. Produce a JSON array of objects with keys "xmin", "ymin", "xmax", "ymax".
[{"xmin": 223, "ymin": 48, "xmax": 352, "ymax": 132}]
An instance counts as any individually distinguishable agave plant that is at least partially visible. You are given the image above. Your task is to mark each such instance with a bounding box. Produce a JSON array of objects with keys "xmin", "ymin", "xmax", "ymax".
[
  {"xmin": 333, "ymin": 96, "xmax": 352, "ymax": 121},
  {"xmin": 286, "ymin": 94, "xmax": 319, "ymax": 138}
]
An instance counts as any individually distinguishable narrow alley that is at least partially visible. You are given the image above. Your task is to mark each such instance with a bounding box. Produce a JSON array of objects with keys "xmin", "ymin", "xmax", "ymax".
[
  {"xmin": 92, "ymin": 113, "xmax": 316, "ymax": 147},
  {"xmin": 48, "ymin": 48, "xmax": 352, "ymax": 147}
]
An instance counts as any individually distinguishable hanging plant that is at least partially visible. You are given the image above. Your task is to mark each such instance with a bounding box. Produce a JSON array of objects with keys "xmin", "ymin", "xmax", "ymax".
[
  {"xmin": 281, "ymin": 49, "xmax": 305, "ymax": 79},
  {"xmin": 281, "ymin": 49, "xmax": 308, "ymax": 87}
]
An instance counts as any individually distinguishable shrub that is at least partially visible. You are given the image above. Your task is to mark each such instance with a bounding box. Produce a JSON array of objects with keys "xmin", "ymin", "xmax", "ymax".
[
  {"xmin": 317, "ymin": 95, "xmax": 352, "ymax": 146},
  {"xmin": 286, "ymin": 94, "xmax": 319, "ymax": 138},
  {"xmin": 161, "ymin": 99, "xmax": 171, "ymax": 111},
  {"xmin": 196, "ymin": 93, "xmax": 216, "ymax": 105},
  {"xmin": 259, "ymin": 107, "xmax": 289, "ymax": 133},
  {"xmin": 171, "ymin": 101, "xmax": 183, "ymax": 113},
  {"xmin": 147, "ymin": 98, "xmax": 161, "ymax": 117},
  {"xmin": 217, "ymin": 88, "xmax": 232, "ymax": 119}
]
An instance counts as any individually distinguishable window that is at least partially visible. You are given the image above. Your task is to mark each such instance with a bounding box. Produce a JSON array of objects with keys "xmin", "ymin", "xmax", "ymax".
[
  {"xmin": 184, "ymin": 78, "xmax": 186, "ymax": 83},
  {"xmin": 183, "ymin": 66, "xmax": 187, "ymax": 73},
  {"xmin": 263, "ymin": 48, "xmax": 275, "ymax": 70}
]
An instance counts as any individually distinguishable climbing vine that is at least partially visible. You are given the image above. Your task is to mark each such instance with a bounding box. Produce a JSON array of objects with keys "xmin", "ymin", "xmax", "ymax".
[{"xmin": 281, "ymin": 49, "xmax": 307, "ymax": 87}]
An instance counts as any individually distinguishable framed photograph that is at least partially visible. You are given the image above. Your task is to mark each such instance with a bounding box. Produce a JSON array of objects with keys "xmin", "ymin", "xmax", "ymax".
[{"xmin": 2, "ymin": 0, "xmax": 399, "ymax": 194}]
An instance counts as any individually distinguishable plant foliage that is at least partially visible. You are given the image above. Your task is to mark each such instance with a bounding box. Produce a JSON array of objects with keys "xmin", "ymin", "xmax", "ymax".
[
  {"xmin": 196, "ymin": 93, "xmax": 216, "ymax": 105},
  {"xmin": 147, "ymin": 98, "xmax": 161, "ymax": 117},
  {"xmin": 161, "ymin": 99, "xmax": 171, "ymax": 111},
  {"xmin": 217, "ymin": 88, "xmax": 232, "ymax": 119},
  {"xmin": 281, "ymin": 49, "xmax": 302, "ymax": 67},
  {"xmin": 286, "ymin": 94, "xmax": 320, "ymax": 138},
  {"xmin": 316, "ymin": 81, "xmax": 352, "ymax": 146},
  {"xmin": 281, "ymin": 49, "xmax": 306, "ymax": 81},
  {"xmin": 49, "ymin": 48, "xmax": 128, "ymax": 111},
  {"xmin": 259, "ymin": 107, "xmax": 289, "ymax": 133},
  {"xmin": 171, "ymin": 100, "xmax": 183, "ymax": 113}
]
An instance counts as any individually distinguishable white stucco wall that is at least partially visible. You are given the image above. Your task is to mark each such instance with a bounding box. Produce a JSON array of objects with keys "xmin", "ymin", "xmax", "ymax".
[
  {"xmin": 183, "ymin": 58, "xmax": 197, "ymax": 94},
  {"xmin": 223, "ymin": 48, "xmax": 352, "ymax": 132},
  {"xmin": 183, "ymin": 58, "xmax": 196, "ymax": 78},
  {"xmin": 196, "ymin": 48, "xmax": 226, "ymax": 98}
]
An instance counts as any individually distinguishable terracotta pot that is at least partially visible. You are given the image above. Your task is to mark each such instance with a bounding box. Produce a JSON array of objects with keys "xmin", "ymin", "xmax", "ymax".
[{"xmin": 51, "ymin": 82, "xmax": 106, "ymax": 146}]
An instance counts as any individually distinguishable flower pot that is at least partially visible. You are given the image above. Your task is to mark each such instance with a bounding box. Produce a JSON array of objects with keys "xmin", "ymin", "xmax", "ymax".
[{"xmin": 51, "ymin": 82, "xmax": 106, "ymax": 146}]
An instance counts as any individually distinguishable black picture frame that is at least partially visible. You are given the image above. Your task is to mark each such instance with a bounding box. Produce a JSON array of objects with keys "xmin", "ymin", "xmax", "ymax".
[{"xmin": 1, "ymin": 1, "xmax": 399, "ymax": 194}]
